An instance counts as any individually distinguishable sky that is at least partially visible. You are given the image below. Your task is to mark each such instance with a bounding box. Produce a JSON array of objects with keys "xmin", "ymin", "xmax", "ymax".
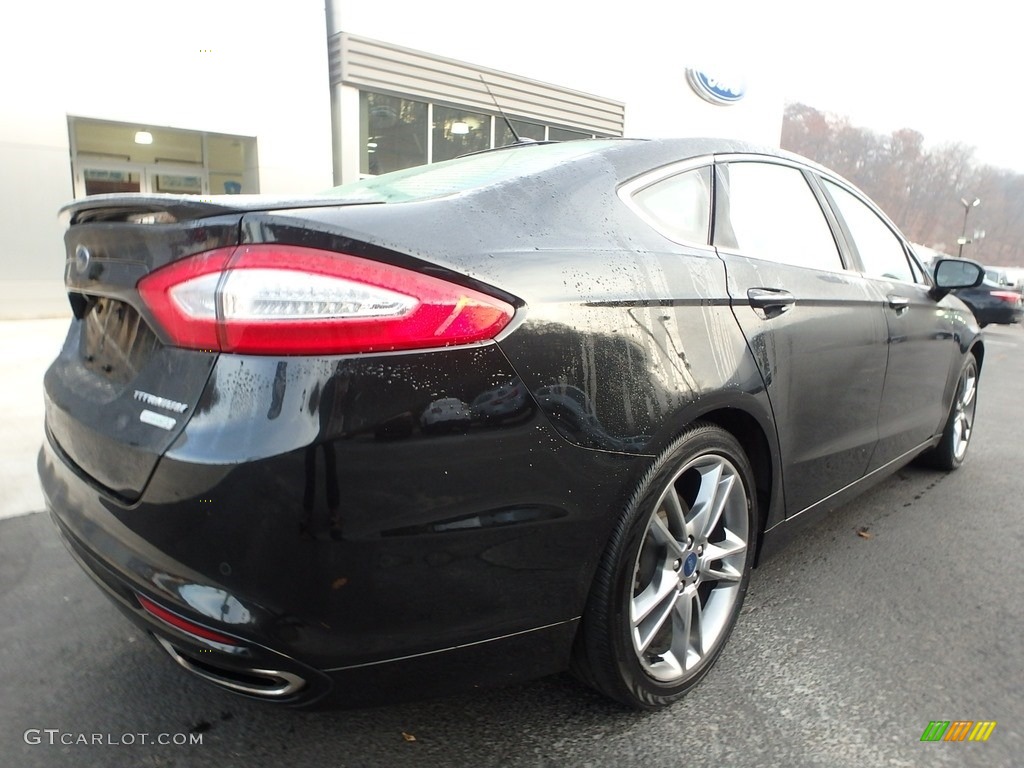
[{"xmin": 765, "ymin": 1, "xmax": 1019, "ymax": 172}]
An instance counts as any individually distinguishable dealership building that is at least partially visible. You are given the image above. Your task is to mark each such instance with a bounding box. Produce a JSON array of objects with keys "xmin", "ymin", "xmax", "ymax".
[{"xmin": 1, "ymin": 1, "xmax": 784, "ymax": 318}]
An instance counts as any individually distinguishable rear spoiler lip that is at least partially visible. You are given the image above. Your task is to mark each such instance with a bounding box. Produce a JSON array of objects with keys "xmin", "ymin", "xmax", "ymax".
[{"xmin": 60, "ymin": 193, "xmax": 382, "ymax": 226}]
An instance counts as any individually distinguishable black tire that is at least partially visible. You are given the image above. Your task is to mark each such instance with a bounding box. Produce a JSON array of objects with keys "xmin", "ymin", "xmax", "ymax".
[
  {"xmin": 920, "ymin": 354, "xmax": 979, "ymax": 471},
  {"xmin": 573, "ymin": 422, "xmax": 756, "ymax": 709}
]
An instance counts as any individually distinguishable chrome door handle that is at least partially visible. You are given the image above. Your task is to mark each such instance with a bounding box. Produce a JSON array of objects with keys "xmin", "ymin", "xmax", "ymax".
[
  {"xmin": 888, "ymin": 295, "xmax": 910, "ymax": 312},
  {"xmin": 747, "ymin": 288, "xmax": 796, "ymax": 315}
]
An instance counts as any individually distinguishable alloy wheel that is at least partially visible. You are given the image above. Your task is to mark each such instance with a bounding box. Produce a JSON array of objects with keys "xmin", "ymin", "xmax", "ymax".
[
  {"xmin": 629, "ymin": 454, "xmax": 750, "ymax": 683},
  {"xmin": 951, "ymin": 360, "xmax": 978, "ymax": 462}
]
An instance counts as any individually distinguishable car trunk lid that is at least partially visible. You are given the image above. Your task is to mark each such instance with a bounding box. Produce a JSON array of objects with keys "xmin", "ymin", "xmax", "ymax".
[{"xmin": 44, "ymin": 200, "xmax": 245, "ymax": 501}]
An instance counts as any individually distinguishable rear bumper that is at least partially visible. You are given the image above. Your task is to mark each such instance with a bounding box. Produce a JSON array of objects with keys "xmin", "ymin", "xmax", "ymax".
[
  {"xmin": 38, "ymin": 344, "xmax": 643, "ymax": 705},
  {"xmin": 47, "ymin": 496, "xmax": 331, "ymax": 704},
  {"xmin": 46, "ymin": 471, "xmax": 582, "ymax": 707}
]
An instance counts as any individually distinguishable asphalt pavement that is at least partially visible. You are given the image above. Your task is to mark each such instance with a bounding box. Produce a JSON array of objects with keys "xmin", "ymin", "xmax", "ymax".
[{"xmin": 1, "ymin": 321, "xmax": 1021, "ymax": 767}]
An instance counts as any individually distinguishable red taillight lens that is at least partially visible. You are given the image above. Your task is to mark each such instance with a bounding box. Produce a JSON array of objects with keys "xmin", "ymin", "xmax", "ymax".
[
  {"xmin": 137, "ymin": 594, "xmax": 240, "ymax": 646},
  {"xmin": 137, "ymin": 245, "xmax": 515, "ymax": 355},
  {"xmin": 991, "ymin": 290, "xmax": 1021, "ymax": 305}
]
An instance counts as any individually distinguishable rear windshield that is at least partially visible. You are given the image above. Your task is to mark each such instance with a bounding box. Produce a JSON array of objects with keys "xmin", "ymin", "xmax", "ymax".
[{"xmin": 320, "ymin": 140, "xmax": 628, "ymax": 204}]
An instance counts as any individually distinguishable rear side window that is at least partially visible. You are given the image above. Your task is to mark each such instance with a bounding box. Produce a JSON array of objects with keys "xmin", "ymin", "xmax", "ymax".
[
  {"xmin": 822, "ymin": 179, "xmax": 917, "ymax": 283},
  {"xmin": 629, "ymin": 167, "xmax": 712, "ymax": 245},
  {"xmin": 714, "ymin": 162, "xmax": 843, "ymax": 272}
]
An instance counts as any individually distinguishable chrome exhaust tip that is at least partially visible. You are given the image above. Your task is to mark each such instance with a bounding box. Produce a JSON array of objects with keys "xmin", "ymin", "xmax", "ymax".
[{"xmin": 154, "ymin": 635, "xmax": 306, "ymax": 698}]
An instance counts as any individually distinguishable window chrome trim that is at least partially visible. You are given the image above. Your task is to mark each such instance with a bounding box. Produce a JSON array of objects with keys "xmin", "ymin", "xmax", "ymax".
[
  {"xmin": 617, "ymin": 155, "xmax": 716, "ymax": 248},
  {"xmin": 619, "ymin": 155, "xmax": 717, "ymax": 195}
]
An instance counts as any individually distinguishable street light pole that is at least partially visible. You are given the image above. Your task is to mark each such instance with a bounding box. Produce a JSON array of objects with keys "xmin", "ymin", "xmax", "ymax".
[{"xmin": 958, "ymin": 197, "xmax": 980, "ymax": 258}]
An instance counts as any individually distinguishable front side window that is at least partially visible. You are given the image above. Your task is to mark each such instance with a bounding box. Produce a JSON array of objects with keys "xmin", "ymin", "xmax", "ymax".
[
  {"xmin": 714, "ymin": 162, "xmax": 843, "ymax": 271},
  {"xmin": 823, "ymin": 180, "xmax": 917, "ymax": 283},
  {"xmin": 629, "ymin": 167, "xmax": 711, "ymax": 245}
]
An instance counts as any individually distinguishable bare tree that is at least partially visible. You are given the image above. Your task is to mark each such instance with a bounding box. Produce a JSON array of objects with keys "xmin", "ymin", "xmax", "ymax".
[{"xmin": 781, "ymin": 103, "xmax": 1023, "ymax": 266}]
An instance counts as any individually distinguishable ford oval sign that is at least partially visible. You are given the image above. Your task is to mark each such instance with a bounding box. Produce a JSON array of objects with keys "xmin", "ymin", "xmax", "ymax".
[{"xmin": 686, "ymin": 69, "xmax": 746, "ymax": 106}]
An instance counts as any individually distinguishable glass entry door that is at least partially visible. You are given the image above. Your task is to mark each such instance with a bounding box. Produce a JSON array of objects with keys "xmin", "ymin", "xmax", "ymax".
[
  {"xmin": 74, "ymin": 162, "xmax": 208, "ymax": 197},
  {"xmin": 77, "ymin": 165, "xmax": 144, "ymax": 196},
  {"xmin": 148, "ymin": 164, "xmax": 206, "ymax": 195}
]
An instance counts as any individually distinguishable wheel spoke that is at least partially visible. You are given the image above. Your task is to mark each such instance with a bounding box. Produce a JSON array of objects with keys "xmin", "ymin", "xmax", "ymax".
[
  {"xmin": 691, "ymin": 591, "xmax": 706, "ymax": 659},
  {"xmin": 958, "ymin": 411, "xmax": 972, "ymax": 437},
  {"xmin": 705, "ymin": 469, "xmax": 736, "ymax": 541},
  {"xmin": 961, "ymin": 372, "xmax": 976, "ymax": 409},
  {"xmin": 700, "ymin": 561, "xmax": 744, "ymax": 583},
  {"xmin": 702, "ymin": 533, "xmax": 747, "ymax": 583},
  {"xmin": 669, "ymin": 589, "xmax": 699, "ymax": 670},
  {"xmin": 686, "ymin": 461, "xmax": 736, "ymax": 543},
  {"xmin": 684, "ymin": 462, "xmax": 719, "ymax": 541},
  {"xmin": 631, "ymin": 566, "xmax": 678, "ymax": 628},
  {"xmin": 648, "ymin": 512, "xmax": 686, "ymax": 560},
  {"xmin": 660, "ymin": 485, "xmax": 688, "ymax": 541},
  {"xmin": 952, "ymin": 363, "xmax": 978, "ymax": 461},
  {"xmin": 703, "ymin": 528, "xmax": 746, "ymax": 558},
  {"xmin": 633, "ymin": 584, "xmax": 678, "ymax": 654}
]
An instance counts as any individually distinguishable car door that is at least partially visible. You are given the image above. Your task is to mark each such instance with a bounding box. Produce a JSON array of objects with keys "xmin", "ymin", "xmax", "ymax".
[
  {"xmin": 712, "ymin": 158, "xmax": 890, "ymax": 515},
  {"xmin": 816, "ymin": 176, "xmax": 959, "ymax": 469}
]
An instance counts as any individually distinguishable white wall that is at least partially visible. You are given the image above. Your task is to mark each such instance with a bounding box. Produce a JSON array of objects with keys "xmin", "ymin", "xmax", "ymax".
[
  {"xmin": 0, "ymin": 0, "xmax": 334, "ymax": 317},
  {"xmin": 329, "ymin": 1, "xmax": 784, "ymax": 145}
]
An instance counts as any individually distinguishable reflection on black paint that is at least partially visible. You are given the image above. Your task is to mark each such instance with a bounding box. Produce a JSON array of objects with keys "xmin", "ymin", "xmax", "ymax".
[
  {"xmin": 302, "ymin": 375, "xmax": 345, "ymax": 540},
  {"xmin": 302, "ymin": 442, "xmax": 341, "ymax": 539},
  {"xmin": 381, "ymin": 505, "xmax": 567, "ymax": 537},
  {"xmin": 506, "ymin": 319, "xmax": 662, "ymax": 452},
  {"xmin": 267, "ymin": 361, "xmax": 288, "ymax": 420}
]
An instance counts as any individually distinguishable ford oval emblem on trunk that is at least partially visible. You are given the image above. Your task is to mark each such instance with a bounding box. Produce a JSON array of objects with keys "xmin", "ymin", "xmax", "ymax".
[
  {"xmin": 75, "ymin": 244, "xmax": 91, "ymax": 273},
  {"xmin": 686, "ymin": 69, "xmax": 746, "ymax": 106}
]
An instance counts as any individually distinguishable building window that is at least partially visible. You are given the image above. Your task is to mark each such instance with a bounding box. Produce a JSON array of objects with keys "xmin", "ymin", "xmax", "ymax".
[
  {"xmin": 360, "ymin": 92, "xmax": 428, "ymax": 175},
  {"xmin": 548, "ymin": 127, "xmax": 593, "ymax": 142},
  {"xmin": 495, "ymin": 119, "xmax": 546, "ymax": 147},
  {"xmin": 432, "ymin": 106, "xmax": 491, "ymax": 163},
  {"xmin": 69, "ymin": 117, "xmax": 258, "ymax": 197},
  {"xmin": 358, "ymin": 90, "xmax": 605, "ymax": 176},
  {"xmin": 207, "ymin": 134, "xmax": 257, "ymax": 195}
]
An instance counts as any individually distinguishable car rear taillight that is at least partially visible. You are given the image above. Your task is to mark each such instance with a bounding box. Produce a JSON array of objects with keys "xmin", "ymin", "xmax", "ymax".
[
  {"xmin": 991, "ymin": 290, "xmax": 1022, "ymax": 306},
  {"xmin": 137, "ymin": 245, "xmax": 515, "ymax": 355}
]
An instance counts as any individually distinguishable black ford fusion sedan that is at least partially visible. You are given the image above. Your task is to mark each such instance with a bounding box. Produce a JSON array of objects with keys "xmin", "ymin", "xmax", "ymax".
[{"xmin": 40, "ymin": 138, "xmax": 986, "ymax": 710}]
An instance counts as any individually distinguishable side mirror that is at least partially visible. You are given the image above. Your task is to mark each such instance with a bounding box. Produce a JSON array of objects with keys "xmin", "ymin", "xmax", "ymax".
[{"xmin": 933, "ymin": 258, "xmax": 984, "ymax": 296}]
